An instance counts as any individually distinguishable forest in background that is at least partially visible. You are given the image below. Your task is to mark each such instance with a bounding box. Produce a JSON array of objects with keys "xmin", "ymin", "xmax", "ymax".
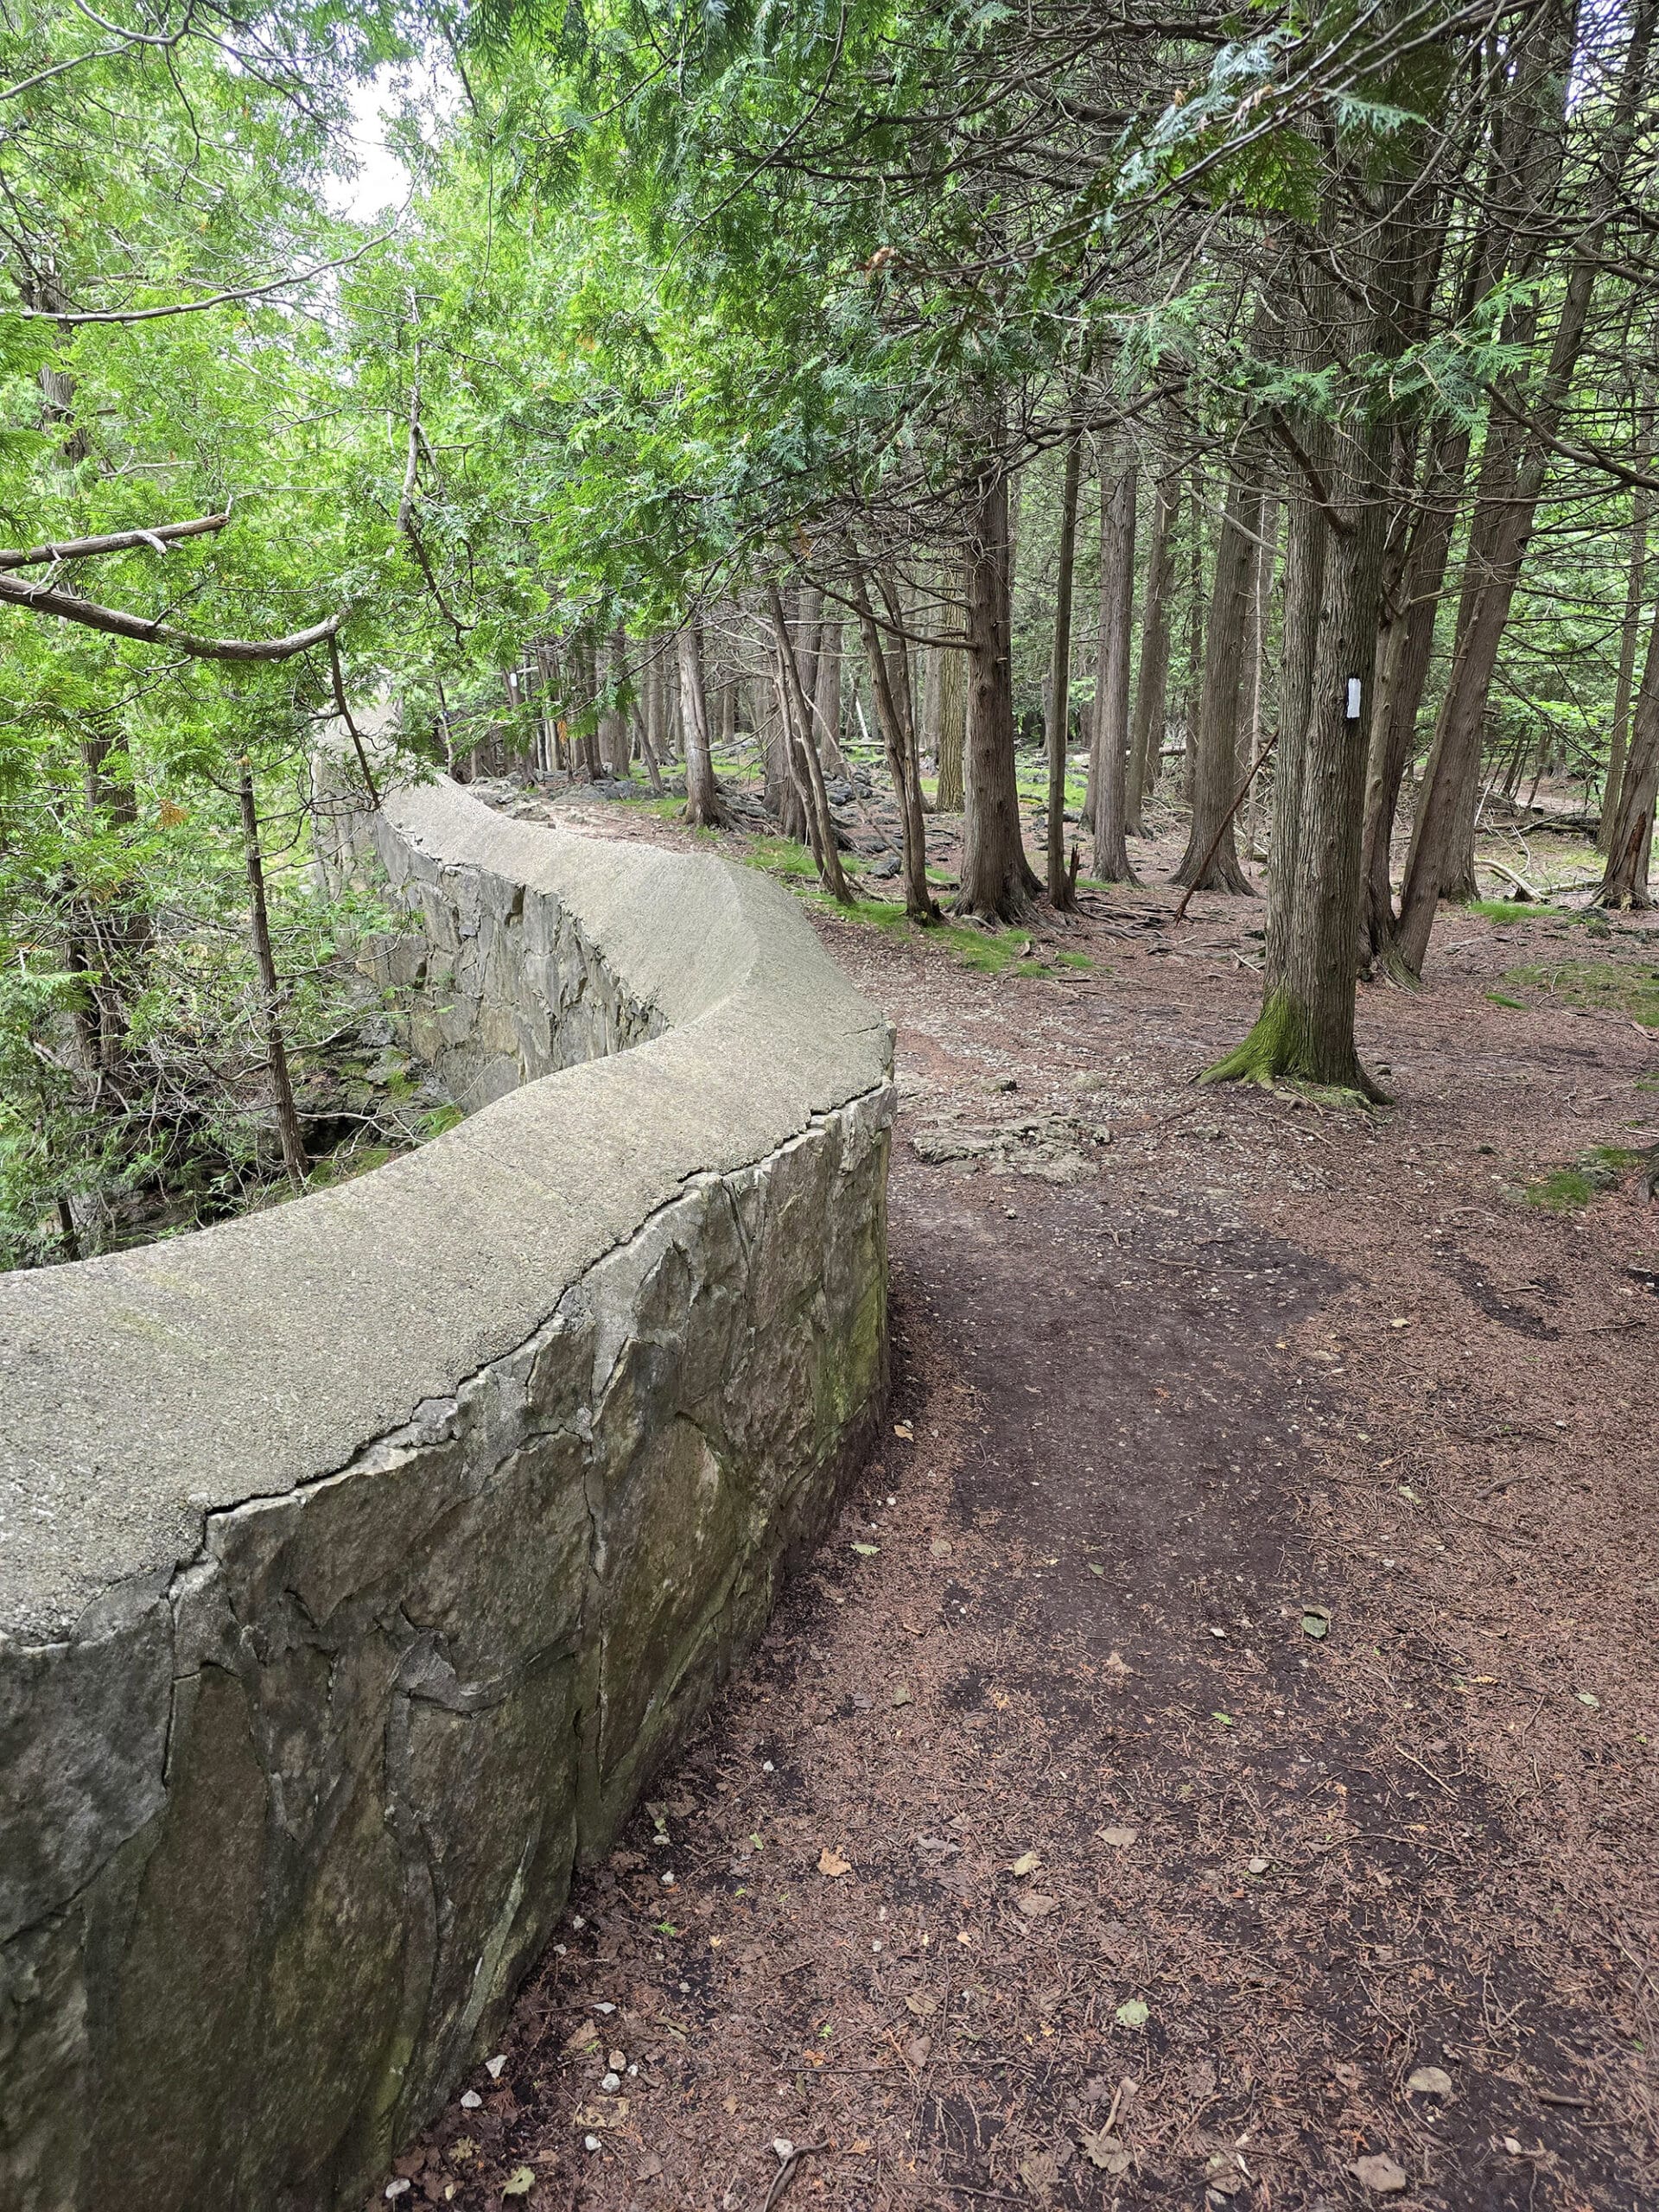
[{"xmin": 2, "ymin": 0, "xmax": 1657, "ymax": 1263}]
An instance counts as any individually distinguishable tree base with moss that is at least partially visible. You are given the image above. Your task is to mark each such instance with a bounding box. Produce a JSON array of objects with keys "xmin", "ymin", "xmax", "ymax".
[{"xmin": 1200, "ymin": 988, "xmax": 1390, "ymax": 1104}]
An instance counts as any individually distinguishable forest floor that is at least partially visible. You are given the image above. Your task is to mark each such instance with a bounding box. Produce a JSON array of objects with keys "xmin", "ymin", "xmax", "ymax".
[{"xmin": 391, "ymin": 773, "xmax": 1659, "ymax": 2212}]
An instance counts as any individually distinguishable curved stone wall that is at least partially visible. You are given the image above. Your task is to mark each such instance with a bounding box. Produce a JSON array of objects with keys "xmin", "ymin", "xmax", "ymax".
[{"xmin": 0, "ymin": 779, "xmax": 893, "ymax": 2212}]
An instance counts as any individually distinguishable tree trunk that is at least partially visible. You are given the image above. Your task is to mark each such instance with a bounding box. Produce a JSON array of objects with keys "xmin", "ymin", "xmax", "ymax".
[
  {"xmin": 1243, "ymin": 490, "xmax": 1281, "ymax": 861},
  {"xmin": 677, "ymin": 622, "xmax": 728, "ymax": 827},
  {"xmin": 1395, "ymin": 0, "xmax": 1650, "ymax": 973},
  {"xmin": 1211, "ymin": 107, "xmax": 1428, "ymax": 1090},
  {"xmin": 936, "ymin": 641, "xmax": 966, "ymax": 808},
  {"xmin": 1359, "ymin": 429, "xmax": 1466, "ymax": 963},
  {"xmin": 1046, "ymin": 436, "xmax": 1084, "ymax": 906},
  {"xmin": 1184, "ymin": 473, "xmax": 1205, "ymax": 801},
  {"xmin": 602, "ymin": 629, "xmax": 632, "ymax": 776},
  {"xmin": 237, "ymin": 762, "xmax": 307, "ymax": 1189},
  {"xmin": 1597, "ymin": 595, "xmax": 1659, "ymax": 906},
  {"xmin": 1267, "ymin": 434, "xmax": 1330, "ymax": 990},
  {"xmin": 957, "ymin": 461, "xmax": 1039, "ymax": 920},
  {"xmin": 1091, "ymin": 447, "xmax": 1140, "ymax": 882},
  {"xmin": 813, "ymin": 613, "xmax": 846, "ymax": 773},
  {"xmin": 632, "ymin": 702, "xmax": 664, "ymax": 794},
  {"xmin": 1602, "ymin": 483, "xmax": 1650, "ymax": 848},
  {"xmin": 850, "ymin": 565, "xmax": 940, "ymax": 923},
  {"xmin": 717, "ymin": 659, "xmax": 737, "ymax": 754},
  {"xmin": 1207, "ymin": 444, "xmax": 1389, "ymax": 1091},
  {"xmin": 767, "ymin": 585, "xmax": 851, "ymax": 901},
  {"xmin": 920, "ymin": 616, "xmax": 943, "ymax": 791},
  {"xmin": 935, "ymin": 559, "xmax": 967, "ymax": 810},
  {"xmin": 1129, "ymin": 465, "xmax": 1177, "ymax": 825},
  {"xmin": 1174, "ymin": 466, "xmax": 1261, "ymax": 892}
]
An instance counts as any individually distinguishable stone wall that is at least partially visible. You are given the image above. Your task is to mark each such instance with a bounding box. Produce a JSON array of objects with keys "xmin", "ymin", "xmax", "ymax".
[
  {"xmin": 338, "ymin": 795, "xmax": 664, "ymax": 1113},
  {"xmin": 0, "ymin": 778, "xmax": 893, "ymax": 2212}
]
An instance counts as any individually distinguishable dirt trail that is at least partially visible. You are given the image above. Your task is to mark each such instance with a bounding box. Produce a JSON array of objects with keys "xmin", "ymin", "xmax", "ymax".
[{"xmin": 391, "ymin": 810, "xmax": 1659, "ymax": 2212}]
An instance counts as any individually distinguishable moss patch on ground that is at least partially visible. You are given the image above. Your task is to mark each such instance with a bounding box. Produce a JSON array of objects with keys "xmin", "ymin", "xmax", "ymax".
[
  {"xmin": 1503, "ymin": 959, "xmax": 1659, "ymax": 1026},
  {"xmin": 1524, "ymin": 1146, "xmax": 1646, "ymax": 1211},
  {"xmin": 1468, "ymin": 899, "xmax": 1571, "ymax": 925}
]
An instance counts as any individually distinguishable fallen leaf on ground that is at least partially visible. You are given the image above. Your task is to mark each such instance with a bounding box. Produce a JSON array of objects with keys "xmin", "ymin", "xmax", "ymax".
[
  {"xmin": 818, "ymin": 1847, "xmax": 852, "ymax": 1878},
  {"xmin": 1407, "ymin": 2065, "xmax": 1453, "ymax": 2098},
  {"xmin": 502, "ymin": 2170, "xmax": 536, "ymax": 2199},
  {"xmin": 1347, "ymin": 2153, "xmax": 1408, "ymax": 2194},
  {"xmin": 1301, "ymin": 1606, "xmax": 1331, "ymax": 1639},
  {"xmin": 906, "ymin": 2034, "xmax": 932, "ymax": 2067},
  {"xmin": 893, "ymin": 1422, "xmax": 913, "ymax": 1439},
  {"xmin": 1115, "ymin": 1998, "xmax": 1149, "ymax": 2028},
  {"xmin": 905, "ymin": 1992, "xmax": 938, "ymax": 2018},
  {"xmin": 1078, "ymin": 2129, "xmax": 1132, "ymax": 2175},
  {"xmin": 1018, "ymin": 1891, "xmax": 1059, "ymax": 1917},
  {"xmin": 1105, "ymin": 1650, "xmax": 1130, "ymax": 1675},
  {"xmin": 1010, "ymin": 1849, "xmax": 1042, "ymax": 1877},
  {"xmin": 573, "ymin": 2101, "xmax": 628, "ymax": 2128},
  {"xmin": 889, "ymin": 1684, "xmax": 911, "ymax": 1707},
  {"xmin": 1099, "ymin": 1826, "xmax": 1138, "ymax": 1849},
  {"xmin": 1018, "ymin": 2147, "xmax": 1060, "ymax": 2198},
  {"xmin": 851, "ymin": 1542, "xmax": 879, "ymax": 1557}
]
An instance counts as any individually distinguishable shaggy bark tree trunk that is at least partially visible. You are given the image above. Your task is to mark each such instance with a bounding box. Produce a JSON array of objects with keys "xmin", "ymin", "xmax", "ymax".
[
  {"xmin": 1602, "ymin": 481, "xmax": 1650, "ymax": 849},
  {"xmin": 957, "ymin": 461, "xmax": 1039, "ymax": 921},
  {"xmin": 1597, "ymin": 595, "xmax": 1659, "ymax": 906},
  {"xmin": 1184, "ymin": 474, "xmax": 1205, "ymax": 801},
  {"xmin": 936, "ymin": 635, "xmax": 966, "ymax": 809},
  {"xmin": 1211, "ymin": 112, "xmax": 1428, "ymax": 1091},
  {"xmin": 767, "ymin": 585, "xmax": 851, "ymax": 901},
  {"xmin": 1243, "ymin": 491, "xmax": 1281, "ymax": 861},
  {"xmin": 1129, "ymin": 465, "xmax": 1177, "ymax": 828},
  {"xmin": 602, "ymin": 629, "xmax": 632, "ymax": 777},
  {"xmin": 850, "ymin": 565, "xmax": 940, "ymax": 923},
  {"xmin": 1359, "ymin": 430, "xmax": 1466, "ymax": 963},
  {"xmin": 813, "ymin": 613, "xmax": 846, "ymax": 773},
  {"xmin": 677, "ymin": 621, "xmax": 728, "ymax": 827},
  {"xmin": 1207, "ymin": 447, "xmax": 1389, "ymax": 1092},
  {"xmin": 1091, "ymin": 448, "xmax": 1140, "ymax": 882},
  {"xmin": 1395, "ymin": 1, "xmax": 1649, "ymax": 974},
  {"xmin": 1046, "ymin": 436, "xmax": 1084, "ymax": 906},
  {"xmin": 1174, "ymin": 465, "xmax": 1262, "ymax": 893}
]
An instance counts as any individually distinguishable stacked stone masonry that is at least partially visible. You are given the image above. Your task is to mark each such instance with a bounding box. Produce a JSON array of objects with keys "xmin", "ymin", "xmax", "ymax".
[{"xmin": 0, "ymin": 776, "xmax": 894, "ymax": 2212}]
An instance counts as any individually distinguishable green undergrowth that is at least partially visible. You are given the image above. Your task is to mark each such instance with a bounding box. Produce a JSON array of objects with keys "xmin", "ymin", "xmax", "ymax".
[
  {"xmin": 1467, "ymin": 899, "xmax": 1571, "ymax": 925},
  {"xmin": 745, "ymin": 835, "xmax": 817, "ymax": 879},
  {"xmin": 1014, "ymin": 761, "xmax": 1089, "ymax": 813},
  {"xmin": 1525, "ymin": 1147, "xmax": 1646, "ymax": 1211},
  {"xmin": 1503, "ymin": 958, "xmax": 1659, "ymax": 1026},
  {"xmin": 748, "ymin": 861, "xmax": 1103, "ymax": 980}
]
